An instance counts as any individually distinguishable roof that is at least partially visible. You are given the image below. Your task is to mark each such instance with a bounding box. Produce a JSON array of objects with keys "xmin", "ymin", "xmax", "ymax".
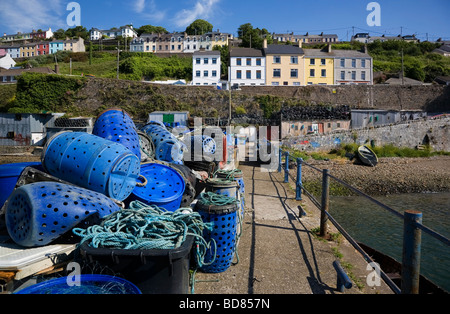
[
  {"xmin": 193, "ymin": 50, "xmax": 221, "ymax": 56},
  {"xmin": 230, "ymin": 48, "xmax": 263, "ymax": 57},
  {"xmin": 264, "ymin": 44, "xmax": 304, "ymax": 55},
  {"xmin": 303, "ymin": 48, "xmax": 371, "ymax": 58},
  {"xmin": 0, "ymin": 67, "xmax": 56, "ymax": 76}
]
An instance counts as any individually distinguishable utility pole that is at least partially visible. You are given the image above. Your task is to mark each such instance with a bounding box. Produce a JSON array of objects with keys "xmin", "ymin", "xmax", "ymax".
[
  {"xmin": 117, "ymin": 47, "xmax": 120, "ymax": 79},
  {"xmin": 401, "ymin": 49, "xmax": 404, "ymax": 85}
]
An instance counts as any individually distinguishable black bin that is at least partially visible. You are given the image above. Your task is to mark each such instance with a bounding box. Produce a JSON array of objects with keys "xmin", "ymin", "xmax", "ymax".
[{"xmin": 79, "ymin": 236, "xmax": 194, "ymax": 294}]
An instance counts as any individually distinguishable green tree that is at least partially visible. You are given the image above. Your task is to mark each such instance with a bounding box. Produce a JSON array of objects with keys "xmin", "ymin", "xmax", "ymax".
[
  {"xmin": 237, "ymin": 23, "xmax": 273, "ymax": 49},
  {"xmin": 185, "ymin": 19, "xmax": 213, "ymax": 35},
  {"xmin": 65, "ymin": 26, "xmax": 89, "ymax": 40},
  {"xmin": 53, "ymin": 29, "xmax": 66, "ymax": 40},
  {"xmin": 137, "ymin": 25, "xmax": 168, "ymax": 36}
]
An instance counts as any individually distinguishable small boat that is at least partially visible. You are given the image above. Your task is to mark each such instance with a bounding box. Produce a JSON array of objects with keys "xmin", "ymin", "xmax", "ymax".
[
  {"xmin": 358, "ymin": 242, "xmax": 448, "ymax": 294},
  {"xmin": 358, "ymin": 145, "xmax": 378, "ymax": 167}
]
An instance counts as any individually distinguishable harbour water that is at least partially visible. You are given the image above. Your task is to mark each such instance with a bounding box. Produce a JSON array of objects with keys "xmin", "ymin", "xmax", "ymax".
[{"xmin": 329, "ymin": 192, "xmax": 450, "ymax": 293}]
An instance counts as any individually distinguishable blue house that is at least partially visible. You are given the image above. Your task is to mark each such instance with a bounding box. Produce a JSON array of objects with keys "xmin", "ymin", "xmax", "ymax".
[{"xmin": 49, "ymin": 41, "xmax": 64, "ymax": 54}]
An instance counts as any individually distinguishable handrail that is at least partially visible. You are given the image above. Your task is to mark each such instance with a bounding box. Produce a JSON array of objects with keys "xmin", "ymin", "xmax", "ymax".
[{"xmin": 279, "ymin": 149, "xmax": 450, "ymax": 294}]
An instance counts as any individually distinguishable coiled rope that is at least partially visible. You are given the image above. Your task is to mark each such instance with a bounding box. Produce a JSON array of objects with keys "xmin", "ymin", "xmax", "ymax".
[{"xmin": 198, "ymin": 191, "xmax": 238, "ymax": 206}]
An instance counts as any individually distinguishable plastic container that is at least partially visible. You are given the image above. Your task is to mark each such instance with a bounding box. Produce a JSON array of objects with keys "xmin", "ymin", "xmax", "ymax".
[
  {"xmin": 140, "ymin": 124, "xmax": 184, "ymax": 164},
  {"xmin": 216, "ymin": 170, "xmax": 246, "ymax": 212},
  {"xmin": 128, "ymin": 163, "xmax": 185, "ymax": 212},
  {"xmin": 205, "ymin": 178, "xmax": 238, "ymax": 199},
  {"xmin": 42, "ymin": 131, "xmax": 140, "ymax": 201},
  {"xmin": 195, "ymin": 199, "xmax": 239, "ymax": 273},
  {"xmin": 92, "ymin": 108, "xmax": 141, "ymax": 161},
  {"xmin": 0, "ymin": 162, "xmax": 42, "ymax": 209},
  {"xmin": 15, "ymin": 274, "xmax": 141, "ymax": 294},
  {"xmin": 5, "ymin": 182, "xmax": 121, "ymax": 247},
  {"xmin": 79, "ymin": 236, "xmax": 194, "ymax": 294}
]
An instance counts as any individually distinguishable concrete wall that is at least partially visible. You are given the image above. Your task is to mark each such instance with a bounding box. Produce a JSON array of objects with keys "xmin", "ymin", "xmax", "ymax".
[{"xmin": 284, "ymin": 116, "xmax": 450, "ymax": 152}]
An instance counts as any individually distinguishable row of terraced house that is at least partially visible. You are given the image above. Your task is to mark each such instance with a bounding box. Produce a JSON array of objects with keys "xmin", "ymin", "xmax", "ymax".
[
  {"xmin": 0, "ymin": 38, "xmax": 85, "ymax": 59},
  {"xmin": 192, "ymin": 40, "xmax": 373, "ymax": 87}
]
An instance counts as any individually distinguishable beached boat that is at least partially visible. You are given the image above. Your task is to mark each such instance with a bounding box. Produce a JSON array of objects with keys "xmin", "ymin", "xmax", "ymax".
[{"xmin": 358, "ymin": 145, "xmax": 378, "ymax": 167}]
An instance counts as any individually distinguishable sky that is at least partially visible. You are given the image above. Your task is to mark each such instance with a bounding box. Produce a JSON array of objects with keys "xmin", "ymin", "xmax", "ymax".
[{"xmin": 0, "ymin": 0, "xmax": 449, "ymax": 41}]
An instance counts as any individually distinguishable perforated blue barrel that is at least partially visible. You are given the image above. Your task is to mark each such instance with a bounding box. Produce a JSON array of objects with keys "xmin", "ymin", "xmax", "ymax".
[
  {"xmin": 205, "ymin": 178, "xmax": 238, "ymax": 199},
  {"xmin": 92, "ymin": 108, "xmax": 141, "ymax": 161},
  {"xmin": 216, "ymin": 170, "xmax": 245, "ymax": 213},
  {"xmin": 140, "ymin": 124, "xmax": 184, "ymax": 164},
  {"xmin": 129, "ymin": 163, "xmax": 185, "ymax": 212},
  {"xmin": 42, "ymin": 132, "xmax": 140, "ymax": 201},
  {"xmin": 195, "ymin": 198, "xmax": 239, "ymax": 273},
  {"xmin": 0, "ymin": 162, "xmax": 42, "ymax": 209},
  {"xmin": 5, "ymin": 182, "xmax": 121, "ymax": 247},
  {"xmin": 15, "ymin": 275, "xmax": 141, "ymax": 294}
]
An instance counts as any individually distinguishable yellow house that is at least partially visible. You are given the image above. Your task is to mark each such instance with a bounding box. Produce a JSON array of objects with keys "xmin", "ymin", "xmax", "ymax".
[
  {"xmin": 20, "ymin": 43, "xmax": 37, "ymax": 58},
  {"xmin": 303, "ymin": 46, "xmax": 335, "ymax": 85},
  {"xmin": 264, "ymin": 42, "xmax": 305, "ymax": 86}
]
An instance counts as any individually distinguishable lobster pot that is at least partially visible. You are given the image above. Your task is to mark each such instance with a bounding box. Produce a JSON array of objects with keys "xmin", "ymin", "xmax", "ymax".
[
  {"xmin": 5, "ymin": 182, "xmax": 121, "ymax": 248},
  {"xmin": 185, "ymin": 135, "xmax": 216, "ymax": 161},
  {"xmin": 42, "ymin": 132, "xmax": 140, "ymax": 201},
  {"xmin": 0, "ymin": 162, "xmax": 42, "ymax": 210},
  {"xmin": 129, "ymin": 163, "xmax": 185, "ymax": 212},
  {"xmin": 92, "ymin": 109, "xmax": 141, "ymax": 161},
  {"xmin": 216, "ymin": 170, "xmax": 245, "ymax": 213},
  {"xmin": 205, "ymin": 178, "xmax": 238, "ymax": 199},
  {"xmin": 195, "ymin": 199, "xmax": 239, "ymax": 273},
  {"xmin": 141, "ymin": 124, "xmax": 184, "ymax": 164}
]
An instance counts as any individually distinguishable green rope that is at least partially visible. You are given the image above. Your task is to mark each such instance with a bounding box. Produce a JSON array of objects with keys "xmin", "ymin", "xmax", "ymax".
[
  {"xmin": 214, "ymin": 169, "xmax": 243, "ymax": 181},
  {"xmin": 199, "ymin": 192, "xmax": 238, "ymax": 206}
]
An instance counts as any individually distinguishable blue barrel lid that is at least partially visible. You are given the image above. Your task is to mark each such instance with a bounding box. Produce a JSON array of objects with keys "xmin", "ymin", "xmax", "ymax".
[
  {"xmin": 132, "ymin": 163, "xmax": 185, "ymax": 203},
  {"xmin": 0, "ymin": 162, "xmax": 42, "ymax": 177}
]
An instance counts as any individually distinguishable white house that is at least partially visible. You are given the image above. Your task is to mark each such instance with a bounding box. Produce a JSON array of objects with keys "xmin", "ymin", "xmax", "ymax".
[
  {"xmin": 0, "ymin": 54, "xmax": 16, "ymax": 70},
  {"xmin": 192, "ymin": 50, "xmax": 221, "ymax": 86},
  {"xmin": 90, "ymin": 26, "xmax": 138, "ymax": 40},
  {"xmin": 229, "ymin": 48, "xmax": 266, "ymax": 87}
]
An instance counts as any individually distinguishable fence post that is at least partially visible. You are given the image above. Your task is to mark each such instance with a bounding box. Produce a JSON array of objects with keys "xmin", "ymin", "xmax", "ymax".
[
  {"xmin": 284, "ymin": 152, "xmax": 290, "ymax": 183},
  {"xmin": 296, "ymin": 158, "xmax": 303, "ymax": 201},
  {"xmin": 401, "ymin": 210, "xmax": 423, "ymax": 294},
  {"xmin": 278, "ymin": 148, "xmax": 282, "ymax": 173},
  {"xmin": 320, "ymin": 169, "xmax": 330, "ymax": 237}
]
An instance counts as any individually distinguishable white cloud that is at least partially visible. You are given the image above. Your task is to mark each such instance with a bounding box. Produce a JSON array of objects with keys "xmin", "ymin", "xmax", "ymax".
[
  {"xmin": 0, "ymin": 0, "xmax": 66, "ymax": 34},
  {"xmin": 173, "ymin": 0, "xmax": 221, "ymax": 28},
  {"xmin": 133, "ymin": 0, "xmax": 166, "ymax": 23},
  {"xmin": 134, "ymin": 0, "xmax": 146, "ymax": 13}
]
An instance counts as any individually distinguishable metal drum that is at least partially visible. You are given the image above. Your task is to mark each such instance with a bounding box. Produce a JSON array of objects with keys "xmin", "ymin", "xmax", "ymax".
[
  {"xmin": 195, "ymin": 194, "xmax": 239, "ymax": 273},
  {"xmin": 92, "ymin": 108, "xmax": 141, "ymax": 161},
  {"xmin": 42, "ymin": 132, "xmax": 140, "ymax": 201},
  {"xmin": 5, "ymin": 182, "xmax": 121, "ymax": 247}
]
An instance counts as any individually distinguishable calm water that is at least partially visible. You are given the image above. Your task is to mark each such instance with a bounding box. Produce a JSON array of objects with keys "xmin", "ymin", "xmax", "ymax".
[{"xmin": 330, "ymin": 192, "xmax": 450, "ymax": 293}]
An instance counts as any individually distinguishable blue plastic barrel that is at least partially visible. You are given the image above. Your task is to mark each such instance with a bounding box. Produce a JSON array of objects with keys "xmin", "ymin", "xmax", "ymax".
[
  {"xmin": 140, "ymin": 124, "xmax": 184, "ymax": 164},
  {"xmin": 92, "ymin": 108, "xmax": 141, "ymax": 161},
  {"xmin": 5, "ymin": 182, "xmax": 121, "ymax": 247},
  {"xmin": 195, "ymin": 198, "xmax": 239, "ymax": 273},
  {"xmin": 0, "ymin": 162, "xmax": 42, "ymax": 209},
  {"xmin": 42, "ymin": 132, "xmax": 140, "ymax": 201},
  {"xmin": 15, "ymin": 275, "xmax": 141, "ymax": 294},
  {"xmin": 129, "ymin": 163, "xmax": 185, "ymax": 212}
]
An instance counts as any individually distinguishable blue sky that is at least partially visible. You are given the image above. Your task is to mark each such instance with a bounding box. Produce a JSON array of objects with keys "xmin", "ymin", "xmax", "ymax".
[{"xmin": 1, "ymin": 0, "xmax": 449, "ymax": 41}]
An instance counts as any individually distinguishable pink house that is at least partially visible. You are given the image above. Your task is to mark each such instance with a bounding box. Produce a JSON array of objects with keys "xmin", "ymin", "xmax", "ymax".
[{"xmin": 0, "ymin": 48, "xmax": 6, "ymax": 57}]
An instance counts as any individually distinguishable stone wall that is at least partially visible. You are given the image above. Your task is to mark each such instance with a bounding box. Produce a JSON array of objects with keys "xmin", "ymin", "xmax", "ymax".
[{"xmin": 284, "ymin": 116, "xmax": 450, "ymax": 152}]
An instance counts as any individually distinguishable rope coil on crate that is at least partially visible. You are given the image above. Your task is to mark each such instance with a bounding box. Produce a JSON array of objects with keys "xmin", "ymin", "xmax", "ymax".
[
  {"xmin": 198, "ymin": 191, "xmax": 238, "ymax": 207},
  {"xmin": 73, "ymin": 201, "xmax": 217, "ymax": 268},
  {"xmin": 214, "ymin": 169, "xmax": 243, "ymax": 181}
]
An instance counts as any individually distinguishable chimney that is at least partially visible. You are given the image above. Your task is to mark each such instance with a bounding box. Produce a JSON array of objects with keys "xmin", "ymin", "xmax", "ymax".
[
  {"xmin": 327, "ymin": 43, "xmax": 332, "ymax": 53},
  {"xmin": 263, "ymin": 38, "xmax": 267, "ymax": 49},
  {"xmin": 298, "ymin": 40, "xmax": 302, "ymax": 48}
]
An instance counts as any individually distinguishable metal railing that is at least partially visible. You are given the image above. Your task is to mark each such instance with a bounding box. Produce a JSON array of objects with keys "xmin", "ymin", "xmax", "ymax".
[{"xmin": 278, "ymin": 149, "xmax": 450, "ymax": 294}]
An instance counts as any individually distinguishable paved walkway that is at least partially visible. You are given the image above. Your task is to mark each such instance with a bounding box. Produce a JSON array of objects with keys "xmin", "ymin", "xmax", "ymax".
[{"xmin": 193, "ymin": 161, "xmax": 394, "ymax": 295}]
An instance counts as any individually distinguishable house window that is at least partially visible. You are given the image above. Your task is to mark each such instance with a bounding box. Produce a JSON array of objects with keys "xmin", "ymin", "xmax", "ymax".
[
  {"xmin": 321, "ymin": 59, "xmax": 326, "ymax": 65},
  {"xmin": 273, "ymin": 56, "xmax": 281, "ymax": 64},
  {"xmin": 362, "ymin": 59, "xmax": 366, "ymax": 68},
  {"xmin": 341, "ymin": 71, "xmax": 345, "ymax": 80},
  {"xmin": 256, "ymin": 70, "xmax": 262, "ymax": 79},
  {"xmin": 246, "ymin": 70, "xmax": 251, "ymax": 79},
  {"xmin": 310, "ymin": 69, "xmax": 315, "ymax": 77},
  {"xmin": 321, "ymin": 69, "xmax": 326, "ymax": 77},
  {"xmin": 352, "ymin": 59, "xmax": 356, "ymax": 68},
  {"xmin": 352, "ymin": 71, "xmax": 356, "ymax": 80},
  {"xmin": 273, "ymin": 69, "xmax": 281, "ymax": 78},
  {"xmin": 362, "ymin": 71, "xmax": 366, "ymax": 80},
  {"xmin": 291, "ymin": 56, "xmax": 298, "ymax": 64},
  {"xmin": 310, "ymin": 59, "xmax": 315, "ymax": 65},
  {"xmin": 256, "ymin": 58, "xmax": 261, "ymax": 66},
  {"xmin": 237, "ymin": 70, "xmax": 242, "ymax": 79},
  {"xmin": 237, "ymin": 58, "xmax": 242, "ymax": 66},
  {"xmin": 212, "ymin": 70, "xmax": 217, "ymax": 77},
  {"xmin": 246, "ymin": 58, "xmax": 251, "ymax": 66},
  {"xmin": 196, "ymin": 58, "xmax": 201, "ymax": 64},
  {"xmin": 212, "ymin": 58, "xmax": 217, "ymax": 64},
  {"xmin": 196, "ymin": 71, "xmax": 201, "ymax": 77},
  {"xmin": 291, "ymin": 69, "xmax": 298, "ymax": 78},
  {"xmin": 204, "ymin": 58, "xmax": 209, "ymax": 64},
  {"xmin": 204, "ymin": 71, "xmax": 208, "ymax": 77}
]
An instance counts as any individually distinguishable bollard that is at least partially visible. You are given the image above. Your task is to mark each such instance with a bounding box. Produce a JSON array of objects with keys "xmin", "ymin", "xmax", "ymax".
[
  {"xmin": 401, "ymin": 210, "xmax": 423, "ymax": 294},
  {"xmin": 284, "ymin": 152, "xmax": 290, "ymax": 183},
  {"xmin": 296, "ymin": 158, "xmax": 303, "ymax": 201},
  {"xmin": 333, "ymin": 260, "xmax": 353, "ymax": 292},
  {"xmin": 320, "ymin": 169, "xmax": 330, "ymax": 237},
  {"xmin": 278, "ymin": 148, "xmax": 282, "ymax": 173}
]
